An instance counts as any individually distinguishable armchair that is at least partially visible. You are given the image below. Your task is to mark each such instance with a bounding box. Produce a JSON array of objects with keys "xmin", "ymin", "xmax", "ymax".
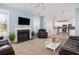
[{"xmin": 37, "ymin": 29, "xmax": 48, "ymax": 38}]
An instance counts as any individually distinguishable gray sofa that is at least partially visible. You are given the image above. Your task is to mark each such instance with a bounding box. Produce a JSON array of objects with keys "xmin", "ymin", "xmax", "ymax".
[
  {"xmin": 0, "ymin": 40, "xmax": 15, "ymax": 55},
  {"xmin": 59, "ymin": 36, "xmax": 79, "ymax": 55}
]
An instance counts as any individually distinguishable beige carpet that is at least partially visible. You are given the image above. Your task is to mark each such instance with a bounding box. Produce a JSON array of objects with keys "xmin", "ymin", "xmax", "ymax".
[{"xmin": 11, "ymin": 32, "xmax": 69, "ymax": 55}]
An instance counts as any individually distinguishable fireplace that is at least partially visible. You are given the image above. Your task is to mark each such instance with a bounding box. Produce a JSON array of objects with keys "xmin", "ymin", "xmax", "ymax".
[
  {"xmin": 17, "ymin": 30, "xmax": 30, "ymax": 43},
  {"xmin": 15, "ymin": 25, "xmax": 31, "ymax": 43}
]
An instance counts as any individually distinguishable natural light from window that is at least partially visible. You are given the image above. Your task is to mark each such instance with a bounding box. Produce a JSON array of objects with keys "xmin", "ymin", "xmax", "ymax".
[{"xmin": 0, "ymin": 10, "xmax": 8, "ymax": 36}]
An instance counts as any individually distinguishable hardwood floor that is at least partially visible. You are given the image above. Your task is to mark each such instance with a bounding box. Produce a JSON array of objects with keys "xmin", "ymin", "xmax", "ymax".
[{"xmin": 11, "ymin": 32, "xmax": 69, "ymax": 55}]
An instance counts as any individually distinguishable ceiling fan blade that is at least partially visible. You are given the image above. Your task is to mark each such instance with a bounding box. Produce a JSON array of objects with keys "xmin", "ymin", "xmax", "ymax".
[
  {"xmin": 34, "ymin": 3, "xmax": 40, "ymax": 8},
  {"xmin": 42, "ymin": 3, "xmax": 45, "ymax": 10}
]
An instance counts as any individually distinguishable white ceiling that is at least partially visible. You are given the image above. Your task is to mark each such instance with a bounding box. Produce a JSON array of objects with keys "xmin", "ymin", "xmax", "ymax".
[{"xmin": 3, "ymin": 3, "xmax": 79, "ymax": 20}]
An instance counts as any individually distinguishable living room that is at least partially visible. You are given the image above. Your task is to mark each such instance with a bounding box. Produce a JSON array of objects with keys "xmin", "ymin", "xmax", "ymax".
[{"xmin": 0, "ymin": 3, "xmax": 79, "ymax": 55}]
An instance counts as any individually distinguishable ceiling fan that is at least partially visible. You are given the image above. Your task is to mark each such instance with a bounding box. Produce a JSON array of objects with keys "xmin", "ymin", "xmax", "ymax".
[
  {"xmin": 33, "ymin": 3, "xmax": 45, "ymax": 10},
  {"xmin": 32, "ymin": 3, "xmax": 46, "ymax": 16}
]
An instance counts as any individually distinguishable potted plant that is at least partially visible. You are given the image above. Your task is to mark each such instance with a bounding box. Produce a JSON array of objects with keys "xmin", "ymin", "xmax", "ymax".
[
  {"xmin": 8, "ymin": 33, "xmax": 16, "ymax": 43},
  {"xmin": 31, "ymin": 31, "xmax": 35, "ymax": 39}
]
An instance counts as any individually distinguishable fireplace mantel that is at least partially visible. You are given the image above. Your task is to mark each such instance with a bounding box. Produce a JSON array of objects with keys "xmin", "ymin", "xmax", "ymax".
[
  {"xmin": 16, "ymin": 25, "xmax": 31, "ymax": 29},
  {"xmin": 15, "ymin": 25, "xmax": 31, "ymax": 42}
]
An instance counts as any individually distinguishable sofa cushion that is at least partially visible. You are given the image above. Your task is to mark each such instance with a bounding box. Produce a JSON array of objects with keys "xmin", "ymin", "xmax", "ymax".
[
  {"xmin": 69, "ymin": 36, "xmax": 79, "ymax": 41},
  {"xmin": 0, "ymin": 44, "xmax": 11, "ymax": 52}
]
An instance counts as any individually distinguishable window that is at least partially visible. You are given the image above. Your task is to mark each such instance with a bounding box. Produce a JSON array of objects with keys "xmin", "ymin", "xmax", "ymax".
[
  {"xmin": 45, "ymin": 18, "xmax": 54, "ymax": 36},
  {"xmin": 0, "ymin": 9, "xmax": 9, "ymax": 35},
  {"xmin": 34, "ymin": 17, "xmax": 40, "ymax": 33}
]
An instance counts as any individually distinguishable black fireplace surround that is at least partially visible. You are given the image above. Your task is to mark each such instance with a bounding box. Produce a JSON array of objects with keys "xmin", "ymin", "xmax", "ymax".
[{"xmin": 17, "ymin": 30, "xmax": 30, "ymax": 43}]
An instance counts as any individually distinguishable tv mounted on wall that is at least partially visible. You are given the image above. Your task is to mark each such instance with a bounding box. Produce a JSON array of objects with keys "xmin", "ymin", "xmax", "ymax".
[{"xmin": 18, "ymin": 17, "xmax": 30, "ymax": 25}]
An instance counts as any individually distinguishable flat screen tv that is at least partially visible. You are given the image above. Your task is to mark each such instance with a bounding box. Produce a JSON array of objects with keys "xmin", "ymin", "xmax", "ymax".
[{"xmin": 18, "ymin": 17, "xmax": 30, "ymax": 25}]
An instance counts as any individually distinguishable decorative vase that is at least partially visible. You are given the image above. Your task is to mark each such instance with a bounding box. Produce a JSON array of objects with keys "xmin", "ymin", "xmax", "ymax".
[{"xmin": 52, "ymin": 37, "xmax": 55, "ymax": 42}]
